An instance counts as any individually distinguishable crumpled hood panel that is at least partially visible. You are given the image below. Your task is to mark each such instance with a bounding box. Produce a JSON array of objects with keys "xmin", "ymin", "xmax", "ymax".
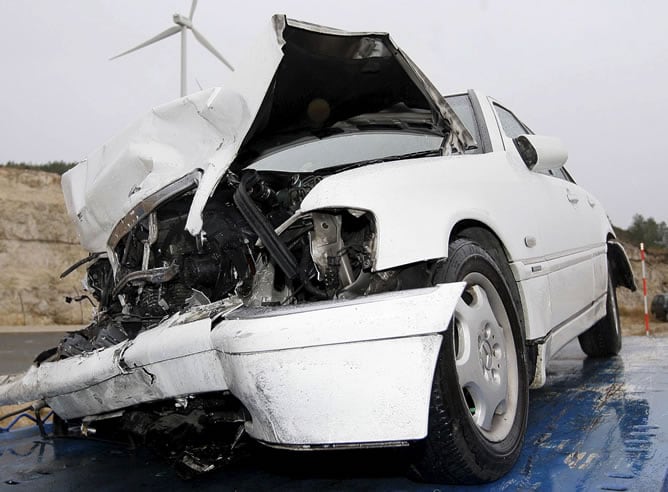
[
  {"xmin": 62, "ymin": 16, "xmax": 285, "ymax": 253},
  {"xmin": 62, "ymin": 14, "xmax": 472, "ymax": 253},
  {"xmin": 62, "ymin": 88, "xmax": 252, "ymax": 252}
]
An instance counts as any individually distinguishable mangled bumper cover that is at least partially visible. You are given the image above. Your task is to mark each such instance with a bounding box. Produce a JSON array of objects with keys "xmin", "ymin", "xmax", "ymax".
[{"xmin": 0, "ymin": 283, "xmax": 463, "ymax": 445}]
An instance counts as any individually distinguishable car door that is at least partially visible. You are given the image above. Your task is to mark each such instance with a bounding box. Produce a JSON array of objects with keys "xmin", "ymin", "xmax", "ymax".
[{"xmin": 491, "ymin": 103, "xmax": 606, "ymax": 330}]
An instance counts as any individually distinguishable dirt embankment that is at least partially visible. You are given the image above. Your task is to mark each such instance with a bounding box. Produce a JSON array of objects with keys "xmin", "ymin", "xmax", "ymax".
[
  {"xmin": 0, "ymin": 167, "xmax": 93, "ymax": 325},
  {"xmin": 617, "ymin": 244, "xmax": 668, "ymax": 336}
]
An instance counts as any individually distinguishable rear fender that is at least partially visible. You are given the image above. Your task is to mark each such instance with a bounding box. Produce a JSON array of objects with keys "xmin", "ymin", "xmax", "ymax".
[{"xmin": 607, "ymin": 239, "xmax": 636, "ymax": 291}]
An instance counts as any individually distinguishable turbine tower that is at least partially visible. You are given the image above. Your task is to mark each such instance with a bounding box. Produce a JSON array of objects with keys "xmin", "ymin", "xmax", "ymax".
[{"xmin": 110, "ymin": 0, "xmax": 234, "ymax": 97}]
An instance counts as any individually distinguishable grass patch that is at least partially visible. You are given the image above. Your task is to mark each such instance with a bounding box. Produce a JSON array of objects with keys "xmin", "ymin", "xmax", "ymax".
[{"xmin": 2, "ymin": 161, "xmax": 77, "ymax": 175}]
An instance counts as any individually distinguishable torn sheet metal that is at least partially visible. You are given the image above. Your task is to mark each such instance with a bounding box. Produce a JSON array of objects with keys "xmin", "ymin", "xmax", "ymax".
[
  {"xmin": 61, "ymin": 85, "xmax": 253, "ymax": 253},
  {"xmin": 0, "ymin": 298, "xmax": 242, "ymax": 416},
  {"xmin": 0, "ymin": 283, "xmax": 463, "ymax": 445}
]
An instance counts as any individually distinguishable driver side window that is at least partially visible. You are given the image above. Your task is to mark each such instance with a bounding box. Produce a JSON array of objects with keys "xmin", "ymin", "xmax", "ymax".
[
  {"xmin": 494, "ymin": 104, "xmax": 531, "ymax": 138},
  {"xmin": 494, "ymin": 104, "xmax": 572, "ymax": 183}
]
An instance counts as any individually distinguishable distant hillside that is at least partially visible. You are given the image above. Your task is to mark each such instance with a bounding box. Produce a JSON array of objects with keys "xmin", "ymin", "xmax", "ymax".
[
  {"xmin": 0, "ymin": 167, "xmax": 92, "ymax": 325},
  {"xmin": 1, "ymin": 161, "xmax": 77, "ymax": 175}
]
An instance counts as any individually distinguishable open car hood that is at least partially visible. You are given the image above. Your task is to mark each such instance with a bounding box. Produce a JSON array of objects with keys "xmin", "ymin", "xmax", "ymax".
[{"xmin": 62, "ymin": 15, "xmax": 474, "ymax": 253}]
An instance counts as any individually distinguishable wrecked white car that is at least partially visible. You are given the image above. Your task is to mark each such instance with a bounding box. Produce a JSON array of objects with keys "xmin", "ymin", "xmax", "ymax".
[{"xmin": 0, "ymin": 15, "xmax": 635, "ymax": 484}]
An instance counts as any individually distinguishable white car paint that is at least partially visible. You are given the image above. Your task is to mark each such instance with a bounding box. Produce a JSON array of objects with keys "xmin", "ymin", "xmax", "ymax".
[
  {"xmin": 489, "ymin": 98, "xmax": 610, "ymax": 332},
  {"xmin": 0, "ymin": 284, "xmax": 463, "ymax": 445},
  {"xmin": 0, "ymin": 15, "xmax": 629, "ymax": 455}
]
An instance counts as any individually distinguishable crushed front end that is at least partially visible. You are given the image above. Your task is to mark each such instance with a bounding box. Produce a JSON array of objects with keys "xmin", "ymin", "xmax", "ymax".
[
  {"xmin": 0, "ymin": 14, "xmax": 473, "ymax": 475},
  {"xmin": 0, "ymin": 163, "xmax": 464, "ymax": 472}
]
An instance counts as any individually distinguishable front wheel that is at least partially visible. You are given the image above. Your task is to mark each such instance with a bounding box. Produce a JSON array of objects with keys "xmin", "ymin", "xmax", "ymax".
[
  {"xmin": 578, "ymin": 272, "xmax": 621, "ymax": 357},
  {"xmin": 410, "ymin": 239, "xmax": 529, "ymax": 484}
]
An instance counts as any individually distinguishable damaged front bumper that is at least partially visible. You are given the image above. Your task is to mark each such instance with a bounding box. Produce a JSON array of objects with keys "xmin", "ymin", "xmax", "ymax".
[{"xmin": 0, "ymin": 283, "xmax": 463, "ymax": 446}]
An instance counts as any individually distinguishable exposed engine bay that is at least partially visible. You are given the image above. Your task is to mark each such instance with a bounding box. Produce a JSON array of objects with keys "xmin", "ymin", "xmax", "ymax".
[
  {"xmin": 58, "ymin": 169, "xmax": 388, "ymax": 357},
  {"xmin": 52, "ymin": 168, "xmax": 435, "ymax": 474}
]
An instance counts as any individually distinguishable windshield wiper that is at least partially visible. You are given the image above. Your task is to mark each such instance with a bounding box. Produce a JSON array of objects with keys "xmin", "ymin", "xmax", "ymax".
[{"xmin": 321, "ymin": 149, "xmax": 442, "ymax": 175}]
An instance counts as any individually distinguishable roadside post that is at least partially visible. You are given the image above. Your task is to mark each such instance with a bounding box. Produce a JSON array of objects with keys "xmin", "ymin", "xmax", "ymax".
[{"xmin": 640, "ymin": 242, "xmax": 650, "ymax": 336}]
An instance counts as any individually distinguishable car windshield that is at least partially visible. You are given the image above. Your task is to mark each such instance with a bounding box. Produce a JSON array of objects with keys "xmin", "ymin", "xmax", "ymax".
[{"xmin": 248, "ymin": 131, "xmax": 443, "ymax": 173}]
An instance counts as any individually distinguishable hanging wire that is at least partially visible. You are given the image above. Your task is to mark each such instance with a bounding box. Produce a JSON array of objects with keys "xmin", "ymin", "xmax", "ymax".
[{"xmin": 0, "ymin": 404, "xmax": 53, "ymax": 434}]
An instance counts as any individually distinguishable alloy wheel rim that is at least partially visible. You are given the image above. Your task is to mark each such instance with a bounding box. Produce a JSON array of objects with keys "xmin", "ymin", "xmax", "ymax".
[{"xmin": 452, "ymin": 272, "xmax": 519, "ymax": 442}]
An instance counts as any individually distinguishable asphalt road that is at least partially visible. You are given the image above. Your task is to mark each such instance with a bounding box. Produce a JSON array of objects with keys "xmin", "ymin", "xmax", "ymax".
[{"xmin": 0, "ymin": 332, "xmax": 65, "ymax": 375}]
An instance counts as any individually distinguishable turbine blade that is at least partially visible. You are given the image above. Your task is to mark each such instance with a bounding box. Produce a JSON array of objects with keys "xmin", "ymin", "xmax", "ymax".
[
  {"xmin": 189, "ymin": 0, "xmax": 198, "ymax": 20},
  {"xmin": 110, "ymin": 25, "xmax": 181, "ymax": 60},
  {"xmin": 191, "ymin": 27, "xmax": 234, "ymax": 71}
]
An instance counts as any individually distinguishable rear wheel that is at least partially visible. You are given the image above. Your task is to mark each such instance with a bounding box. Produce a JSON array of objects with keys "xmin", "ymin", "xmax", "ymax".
[
  {"xmin": 410, "ymin": 239, "xmax": 529, "ymax": 484},
  {"xmin": 578, "ymin": 272, "xmax": 621, "ymax": 357}
]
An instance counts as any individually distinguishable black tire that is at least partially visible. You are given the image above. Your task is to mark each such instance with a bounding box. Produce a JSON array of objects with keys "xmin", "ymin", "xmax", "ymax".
[
  {"xmin": 578, "ymin": 272, "xmax": 621, "ymax": 357},
  {"xmin": 409, "ymin": 238, "xmax": 529, "ymax": 484}
]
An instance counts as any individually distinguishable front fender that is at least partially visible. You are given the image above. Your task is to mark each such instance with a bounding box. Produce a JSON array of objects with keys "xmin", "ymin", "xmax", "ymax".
[{"xmin": 300, "ymin": 153, "xmax": 533, "ymax": 271}]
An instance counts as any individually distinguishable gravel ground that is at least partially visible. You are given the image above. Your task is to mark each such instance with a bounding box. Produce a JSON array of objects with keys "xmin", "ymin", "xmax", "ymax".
[{"xmin": 621, "ymin": 316, "xmax": 668, "ymax": 337}]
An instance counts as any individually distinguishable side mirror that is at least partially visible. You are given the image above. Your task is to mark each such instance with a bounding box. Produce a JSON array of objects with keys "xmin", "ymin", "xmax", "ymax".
[{"xmin": 513, "ymin": 134, "xmax": 568, "ymax": 172}]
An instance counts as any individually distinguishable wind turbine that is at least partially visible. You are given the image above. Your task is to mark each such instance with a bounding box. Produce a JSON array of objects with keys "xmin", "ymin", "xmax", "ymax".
[{"xmin": 110, "ymin": 0, "xmax": 234, "ymax": 97}]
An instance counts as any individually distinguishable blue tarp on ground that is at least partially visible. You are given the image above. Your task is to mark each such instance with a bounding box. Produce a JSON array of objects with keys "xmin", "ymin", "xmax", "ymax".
[{"xmin": 1, "ymin": 337, "xmax": 667, "ymax": 491}]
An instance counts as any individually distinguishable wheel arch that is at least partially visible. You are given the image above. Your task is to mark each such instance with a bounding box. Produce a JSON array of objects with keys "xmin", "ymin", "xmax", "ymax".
[
  {"xmin": 449, "ymin": 220, "xmax": 512, "ymax": 265},
  {"xmin": 447, "ymin": 220, "xmax": 535, "ymax": 383}
]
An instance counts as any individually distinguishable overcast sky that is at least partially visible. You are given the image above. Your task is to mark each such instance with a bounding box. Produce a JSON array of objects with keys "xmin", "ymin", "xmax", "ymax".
[{"xmin": 2, "ymin": 1, "xmax": 666, "ymax": 228}]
